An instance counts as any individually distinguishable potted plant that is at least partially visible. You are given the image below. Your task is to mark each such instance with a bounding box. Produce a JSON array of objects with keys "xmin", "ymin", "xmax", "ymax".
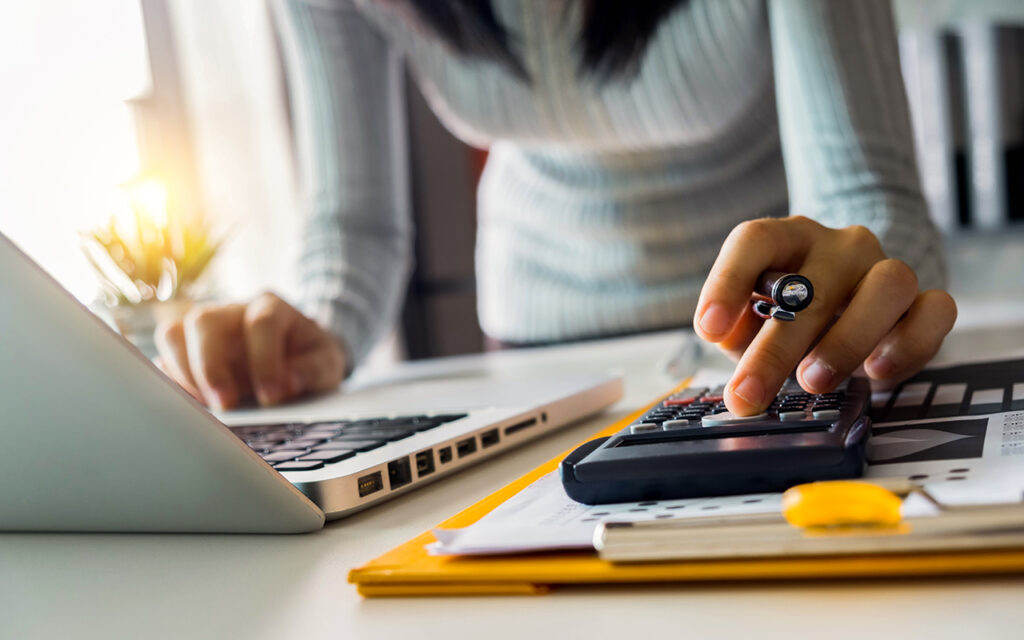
[{"xmin": 80, "ymin": 179, "xmax": 221, "ymax": 358}]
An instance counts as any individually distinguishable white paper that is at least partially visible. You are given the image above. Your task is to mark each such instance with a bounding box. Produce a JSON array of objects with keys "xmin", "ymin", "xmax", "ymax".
[{"xmin": 429, "ymin": 472, "xmax": 781, "ymax": 555}]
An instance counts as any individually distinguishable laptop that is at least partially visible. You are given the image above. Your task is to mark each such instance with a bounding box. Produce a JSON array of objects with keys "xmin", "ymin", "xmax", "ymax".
[{"xmin": 0, "ymin": 233, "xmax": 622, "ymax": 533}]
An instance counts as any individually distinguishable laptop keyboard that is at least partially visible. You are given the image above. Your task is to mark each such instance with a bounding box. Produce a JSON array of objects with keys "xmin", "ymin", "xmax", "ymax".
[{"xmin": 232, "ymin": 414, "xmax": 468, "ymax": 472}]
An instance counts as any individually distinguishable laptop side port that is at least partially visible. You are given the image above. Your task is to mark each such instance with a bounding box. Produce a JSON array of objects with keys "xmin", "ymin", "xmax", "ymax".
[
  {"xmin": 456, "ymin": 437, "xmax": 477, "ymax": 458},
  {"xmin": 357, "ymin": 471, "xmax": 384, "ymax": 497},
  {"xmin": 503, "ymin": 417, "xmax": 537, "ymax": 436},
  {"xmin": 438, "ymin": 446, "xmax": 453, "ymax": 464},
  {"xmin": 387, "ymin": 457, "xmax": 412, "ymax": 490},
  {"xmin": 415, "ymin": 450, "xmax": 435, "ymax": 477},
  {"xmin": 480, "ymin": 429, "xmax": 500, "ymax": 448}
]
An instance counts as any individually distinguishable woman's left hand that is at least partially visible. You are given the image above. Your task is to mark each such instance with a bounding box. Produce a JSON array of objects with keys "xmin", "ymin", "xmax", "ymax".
[{"xmin": 694, "ymin": 216, "xmax": 957, "ymax": 416}]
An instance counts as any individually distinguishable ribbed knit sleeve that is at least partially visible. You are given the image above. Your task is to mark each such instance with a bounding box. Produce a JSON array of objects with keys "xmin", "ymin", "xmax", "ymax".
[
  {"xmin": 272, "ymin": 0, "xmax": 412, "ymax": 366},
  {"xmin": 769, "ymin": 0, "xmax": 946, "ymax": 290}
]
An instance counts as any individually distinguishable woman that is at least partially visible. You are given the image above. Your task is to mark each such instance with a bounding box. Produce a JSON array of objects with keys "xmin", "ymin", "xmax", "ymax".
[{"xmin": 156, "ymin": 0, "xmax": 956, "ymax": 417}]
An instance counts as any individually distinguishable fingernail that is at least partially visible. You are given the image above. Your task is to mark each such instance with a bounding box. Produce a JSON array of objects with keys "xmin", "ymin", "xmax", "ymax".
[
  {"xmin": 802, "ymin": 359, "xmax": 835, "ymax": 392},
  {"xmin": 868, "ymin": 354, "xmax": 896, "ymax": 379},
  {"xmin": 731, "ymin": 375, "xmax": 766, "ymax": 409},
  {"xmin": 699, "ymin": 303, "xmax": 732, "ymax": 337}
]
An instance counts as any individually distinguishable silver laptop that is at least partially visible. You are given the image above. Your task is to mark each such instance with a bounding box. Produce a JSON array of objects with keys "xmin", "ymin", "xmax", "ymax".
[{"xmin": 0, "ymin": 233, "xmax": 622, "ymax": 533}]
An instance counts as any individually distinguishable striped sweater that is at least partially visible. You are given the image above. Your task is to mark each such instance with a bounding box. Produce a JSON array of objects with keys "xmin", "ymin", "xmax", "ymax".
[{"xmin": 272, "ymin": 0, "xmax": 945, "ymax": 365}]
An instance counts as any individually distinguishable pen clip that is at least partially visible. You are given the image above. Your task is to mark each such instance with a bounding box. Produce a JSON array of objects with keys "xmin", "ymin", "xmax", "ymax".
[{"xmin": 752, "ymin": 299, "xmax": 796, "ymax": 322}]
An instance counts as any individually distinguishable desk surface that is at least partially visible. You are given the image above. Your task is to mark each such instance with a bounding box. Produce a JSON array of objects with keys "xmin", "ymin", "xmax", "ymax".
[{"xmin": 4, "ymin": 321, "xmax": 1024, "ymax": 640}]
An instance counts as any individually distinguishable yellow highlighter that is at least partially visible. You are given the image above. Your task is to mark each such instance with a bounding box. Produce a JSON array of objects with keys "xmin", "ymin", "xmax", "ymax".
[{"xmin": 781, "ymin": 480, "xmax": 905, "ymax": 529}]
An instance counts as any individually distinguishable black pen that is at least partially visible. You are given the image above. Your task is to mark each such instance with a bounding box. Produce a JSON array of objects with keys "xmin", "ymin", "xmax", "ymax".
[{"xmin": 751, "ymin": 271, "xmax": 813, "ymax": 321}]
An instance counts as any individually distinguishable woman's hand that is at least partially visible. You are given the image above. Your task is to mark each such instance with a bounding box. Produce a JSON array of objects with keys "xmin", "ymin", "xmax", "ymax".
[
  {"xmin": 694, "ymin": 216, "xmax": 957, "ymax": 416},
  {"xmin": 154, "ymin": 292, "xmax": 347, "ymax": 410}
]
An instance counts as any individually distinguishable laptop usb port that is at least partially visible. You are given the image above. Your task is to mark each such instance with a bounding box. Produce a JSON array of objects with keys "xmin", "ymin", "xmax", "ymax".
[
  {"xmin": 415, "ymin": 450, "xmax": 435, "ymax": 477},
  {"xmin": 480, "ymin": 429, "xmax": 500, "ymax": 448},
  {"xmin": 387, "ymin": 457, "xmax": 412, "ymax": 490},
  {"xmin": 357, "ymin": 471, "xmax": 384, "ymax": 497},
  {"xmin": 456, "ymin": 437, "xmax": 477, "ymax": 458}
]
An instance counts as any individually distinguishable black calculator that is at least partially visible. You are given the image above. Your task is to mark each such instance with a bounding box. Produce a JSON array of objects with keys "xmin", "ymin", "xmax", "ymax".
[{"xmin": 560, "ymin": 377, "xmax": 872, "ymax": 504}]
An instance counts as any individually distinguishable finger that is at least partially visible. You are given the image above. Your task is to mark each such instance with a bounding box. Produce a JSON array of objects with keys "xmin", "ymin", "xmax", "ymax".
[
  {"xmin": 864, "ymin": 290, "xmax": 958, "ymax": 384},
  {"xmin": 153, "ymin": 355, "xmax": 204, "ymax": 402},
  {"xmin": 694, "ymin": 217, "xmax": 816, "ymax": 342},
  {"xmin": 725, "ymin": 233, "xmax": 882, "ymax": 415},
  {"xmin": 716, "ymin": 304, "xmax": 765, "ymax": 362},
  {"xmin": 797, "ymin": 259, "xmax": 919, "ymax": 393},
  {"xmin": 243, "ymin": 294, "xmax": 291, "ymax": 406},
  {"xmin": 183, "ymin": 305, "xmax": 246, "ymax": 410},
  {"xmin": 154, "ymin": 320, "xmax": 202, "ymax": 398},
  {"xmin": 288, "ymin": 333, "xmax": 345, "ymax": 396}
]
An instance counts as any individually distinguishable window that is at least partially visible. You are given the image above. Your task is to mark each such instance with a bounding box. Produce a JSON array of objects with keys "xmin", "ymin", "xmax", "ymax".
[{"xmin": 0, "ymin": 1, "xmax": 150, "ymax": 302}]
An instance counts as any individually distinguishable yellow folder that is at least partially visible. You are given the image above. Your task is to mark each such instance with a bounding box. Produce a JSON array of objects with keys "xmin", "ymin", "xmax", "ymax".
[{"xmin": 348, "ymin": 381, "xmax": 1024, "ymax": 597}]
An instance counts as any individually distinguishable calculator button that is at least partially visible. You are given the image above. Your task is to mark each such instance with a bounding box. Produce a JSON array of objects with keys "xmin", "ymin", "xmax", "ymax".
[
  {"xmin": 672, "ymin": 387, "xmax": 707, "ymax": 399},
  {"xmin": 630, "ymin": 423, "xmax": 661, "ymax": 434},
  {"xmin": 701, "ymin": 411, "xmax": 769, "ymax": 427},
  {"xmin": 664, "ymin": 388, "xmax": 706, "ymax": 406},
  {"xmin": 662, "ymin": 419, "xmax": 701, "ymax": 430},
  {"xmin": 664, "ymin": 397, "xmax": 696, "ymax": 407},
  {"xmin": 812, "ymin": 408, "xmax": 841, "ymax": 420},
  {"xmin": 778, "ymin": 410, "xmax": 806, "ymax": 422}
]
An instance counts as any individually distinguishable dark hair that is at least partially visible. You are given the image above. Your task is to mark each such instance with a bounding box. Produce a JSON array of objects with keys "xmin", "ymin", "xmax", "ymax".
[{"xmin": 399, "ymin": 0, "xmax": 687, "ymax": 81}]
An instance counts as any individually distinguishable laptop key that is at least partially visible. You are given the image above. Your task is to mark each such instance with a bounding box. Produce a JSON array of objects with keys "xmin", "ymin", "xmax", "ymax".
[
  {"xmin": 381, "ymin": 419, "xmax": 443, "ymax": 432},
  {"xmin": 323, "ymin": 438, "xmax": 386, "ymax": 452},
  {"xmin": 260, "ymin": 450, "xmax": 307, "ymax": 462},
  {"xmin": 281, "ymin": 438, "xmax": 326, "ymax": 449},
  {"xmin": 304, "ymin": 424, "xmax": 345, "ymax": 436},
  {"xmin": 412, "ymin": 419, "xmax": 444, "ymax": 432},
  {"xmin": 432, "ymin": 413, "xmax": 468, "ymax": 423},
  {"xmin": 297, "ymin": 450, "xmax": 356, "ymax": 464},
  {"xmin": 246, "ymin": 436, "xmax": 286, "ymax": 447},
  {"xmin": 263, "ymin": 427, "xmax": 296, "ymax": 440},
  {"xmin": 273, "ymin": 460, "xmax": 325, "ymax": 471},
  {"xmin": 341, "ymin": 427, "xmax": 415, "ymax": 441},
  {"xmin": 306, "ymin": 421, "xmax": 350, "ymax": 429}
]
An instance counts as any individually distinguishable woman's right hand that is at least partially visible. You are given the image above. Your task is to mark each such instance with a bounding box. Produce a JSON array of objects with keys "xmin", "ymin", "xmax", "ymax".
[{"xmin": 154, "ymin": 292, "xmax": 347, "ymax": 410}]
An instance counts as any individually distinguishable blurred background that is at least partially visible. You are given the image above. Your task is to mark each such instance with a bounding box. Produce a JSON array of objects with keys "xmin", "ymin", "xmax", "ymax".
[{"xmin": 1, "ymin": 0, "xmax": 1022, "ymax": 367}]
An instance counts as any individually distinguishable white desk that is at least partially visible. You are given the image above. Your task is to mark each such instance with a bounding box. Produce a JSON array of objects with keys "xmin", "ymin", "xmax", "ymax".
[{"xmin": 3, "ymin": 322, "xmax": 1024, "ymax": 640}]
